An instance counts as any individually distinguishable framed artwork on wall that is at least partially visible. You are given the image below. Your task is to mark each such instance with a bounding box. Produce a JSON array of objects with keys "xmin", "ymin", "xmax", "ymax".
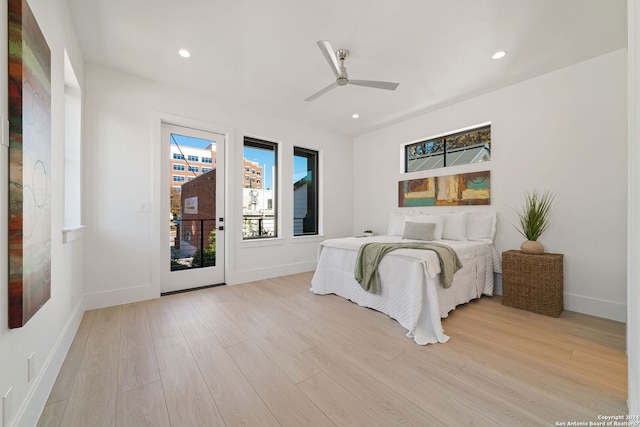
[
  {"xmin": 398, "ymin": 171, "xmax": 490, "ymax": 207},
  {"xmin": 8, "ymin": 0, "xmax": 52, "ymax": 328}
]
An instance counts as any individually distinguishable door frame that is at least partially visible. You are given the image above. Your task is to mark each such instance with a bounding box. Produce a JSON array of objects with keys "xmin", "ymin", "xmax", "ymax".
[{"xmin": 152, "ymin": 112, "xmax": 234, "ymax": 295}]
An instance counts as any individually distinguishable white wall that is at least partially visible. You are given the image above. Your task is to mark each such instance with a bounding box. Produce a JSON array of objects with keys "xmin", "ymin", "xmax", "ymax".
[
  {"xmin": 627, "ymin": 0, "xmax": 639, "ymax": 415},
  {"xmin": 353, "ymin": 49, "xmax": 628, "ymax": 321},
  {"xmin": 0, "ymin": 0, "xmax": 86, "ymax": 426},
  {"xmin": 82, "ymin": 64, "xmax": 353, "ymax": 308}
]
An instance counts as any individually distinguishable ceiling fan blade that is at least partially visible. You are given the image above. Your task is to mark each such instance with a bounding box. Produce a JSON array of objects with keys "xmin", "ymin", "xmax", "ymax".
[
  {"xmin": 317, "ymin": 40, "xmax": 341, "ymax": 78},
  {"xmin": 304, "ymin": 82, "xmax": 339, "ymax": 102},
  {"xmin": 348, "ymin": 80, "xmax": 399, "ymax": 91}
]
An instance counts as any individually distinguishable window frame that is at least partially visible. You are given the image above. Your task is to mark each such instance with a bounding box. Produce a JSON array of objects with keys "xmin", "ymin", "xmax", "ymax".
[
  {"xmin": 293, "ymin": 146, "xmax": 319, "ymax": 237},
  {"xmin": 63, "ymin": 50, "xmax": 83, "ymax": 242},
  {"xmin": 243, "ymin": 137, "xmax": 278, "ymax": 240},
  {"xmin": 404, "ymin": 124, "xmax": 491, "ymax": 173}
]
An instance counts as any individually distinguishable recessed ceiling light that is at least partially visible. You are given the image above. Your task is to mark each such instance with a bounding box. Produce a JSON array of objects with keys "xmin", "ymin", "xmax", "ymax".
[
  {"xmin": 352, "ymin": 113, "xmax": 359, "ymax": 119},
  {"xmin": 178, "ymin": 49, "xmax": 191, "ymax": 58},
  {"xmin": 491, "ymin": 50, "xmax": 507, "ymax": 60}
]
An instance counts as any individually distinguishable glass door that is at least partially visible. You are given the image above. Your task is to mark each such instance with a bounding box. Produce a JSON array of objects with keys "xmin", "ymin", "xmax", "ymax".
[{"xmin": 161, "ymin": 123, "xmax": 225, "ymax": 293}]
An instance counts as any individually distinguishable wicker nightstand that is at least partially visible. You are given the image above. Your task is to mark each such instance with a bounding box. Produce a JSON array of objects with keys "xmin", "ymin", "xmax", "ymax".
[{"xmin": 501, "ymin": 250, "xmax": 564, "ymax": 317}]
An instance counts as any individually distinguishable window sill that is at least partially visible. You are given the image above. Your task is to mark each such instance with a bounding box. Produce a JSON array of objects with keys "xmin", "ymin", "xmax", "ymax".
[
  {"xmin": 240, "ymin": 236, "xmax": 284, "ymax": 248},
  {"xmin": 292, "ymin": 234, "xmax": 325, "ymax": 243},
  {"xmin": 62, "ymin": 225, "xmax": 86, "ymax": 244}
]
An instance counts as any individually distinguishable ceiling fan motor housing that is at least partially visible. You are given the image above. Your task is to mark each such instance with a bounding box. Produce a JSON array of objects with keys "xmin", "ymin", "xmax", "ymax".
[{"xmin": 336, "ymin": 49, "xmax": 349, "ymax": 61}]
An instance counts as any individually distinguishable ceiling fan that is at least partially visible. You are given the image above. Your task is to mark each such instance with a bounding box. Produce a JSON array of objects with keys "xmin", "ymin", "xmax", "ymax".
[{"xmin": 304, "ymin": 40, "xmax": 399, "ymax": 102}]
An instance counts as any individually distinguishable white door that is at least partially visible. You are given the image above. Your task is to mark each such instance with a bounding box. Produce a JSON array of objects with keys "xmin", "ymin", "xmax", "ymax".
[{"xmin": 161, "ymin": 123, "xmax": 225, "ymax": 293}]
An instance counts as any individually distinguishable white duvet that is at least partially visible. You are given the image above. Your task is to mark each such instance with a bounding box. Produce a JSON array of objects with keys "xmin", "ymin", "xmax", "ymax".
[{"xmin": 310, "ymin": 236, "xmax": 501, "ymax": 345}]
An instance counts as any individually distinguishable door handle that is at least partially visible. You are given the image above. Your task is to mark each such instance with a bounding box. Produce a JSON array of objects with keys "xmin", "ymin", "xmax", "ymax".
[{"xmin": 218, "ymin": 226, "xmax": 224, "ymax": 231}]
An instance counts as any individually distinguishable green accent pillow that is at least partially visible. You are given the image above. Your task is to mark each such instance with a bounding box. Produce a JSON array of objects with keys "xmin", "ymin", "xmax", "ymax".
[{"xmin": 402, "ymin": 222, "xmax": 436, "ymax": 241}]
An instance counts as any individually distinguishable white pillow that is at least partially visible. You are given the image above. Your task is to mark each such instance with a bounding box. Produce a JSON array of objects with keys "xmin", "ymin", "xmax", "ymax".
[
  {"xmin": 442, "ymin": 213, "xmax": 468, "ymax": 241},
  {"xmin": 407, "ymin": 214, "xmax": 444, "ymax": 240},
  {"xmin": 466, "ymin": 211, "xmax": 497, "ymax": 242},
  {"xmin": 387, "ymin": 212, "xmax": 406, "ymax": 236}
]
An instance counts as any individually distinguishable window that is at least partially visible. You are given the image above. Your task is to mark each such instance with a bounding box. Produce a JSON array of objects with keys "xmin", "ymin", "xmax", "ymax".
[
  {"xmin": 173, "ymin": 175, "xmax": 185, "ymax": 182},
  {"xmin": 404, "ymin": 124, "xmax": 491, "ymax": 172},
  {"xmin": 173, "ymin": 153, "xmax": 185, "ymax": 160},
  {"xmin": 188, "ymin": 166, "xmax": 199, "ymax": 173},
  {"xmin": 187, "ymin": 155, "xmax": 199, "ymax": 162},
  {"xmin": 63, "ymin": 51, "xmax": 82, "ymax": 236},
  {"xmin": 173, "ymin": 164, "xmax": 185, "ymax": 171},
  {"xmin": 293, "ymin": 147, "xmax": 318, "ymax": 236},
  {"xmin": 202, "ymin": 167, "xmax": 213, "ymax": 173},
  {"xmin": 243, "ymin": 137, "xmax": 277, "ymax": 239},
  {"xmin": 188, "ymin": 176, "xmax": 195, "ymax": 181},
  {"xmin": 202, "ymin": 157, "xmax": 212, "ymax": 164}
]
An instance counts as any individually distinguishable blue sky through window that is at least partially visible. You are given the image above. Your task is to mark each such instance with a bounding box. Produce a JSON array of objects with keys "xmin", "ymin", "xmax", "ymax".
[
  {"xmin": 244, "ymin": 146, "xmax": 274, "ymax": 189},
  {"xmin": 171, "ymin": 134, "xmax": 214, "ymax": 149},
  {"xmin": 293, "ymin": 156, "xmax": 308, "ymax": 183},
  {"xmin": 172, "ymin": 134, "xmax": 277, "ymax": 189}
]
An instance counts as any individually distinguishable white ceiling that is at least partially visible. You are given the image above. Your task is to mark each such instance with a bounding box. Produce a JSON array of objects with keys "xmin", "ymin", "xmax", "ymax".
[{"xmin": 66, "ymin": 0, "xmax": 627, "ymax": 137}]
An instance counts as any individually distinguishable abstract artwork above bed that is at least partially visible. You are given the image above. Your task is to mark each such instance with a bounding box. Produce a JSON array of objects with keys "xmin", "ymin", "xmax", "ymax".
[{"xmin": 398, "ymin": 170, "xmax": 490, "ymax": 207}]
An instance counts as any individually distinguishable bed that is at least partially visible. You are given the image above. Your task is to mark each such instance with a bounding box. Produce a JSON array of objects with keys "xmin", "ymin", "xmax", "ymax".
[{"xmin": 310, "ymin": 211, "xmax": 502, "ymax": 345}]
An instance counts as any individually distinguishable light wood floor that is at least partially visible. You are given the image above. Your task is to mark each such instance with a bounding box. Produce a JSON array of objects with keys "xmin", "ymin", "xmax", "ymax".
[{"xmin": 37, "ymin": 271, "xmax": 627, "ymax": 426}]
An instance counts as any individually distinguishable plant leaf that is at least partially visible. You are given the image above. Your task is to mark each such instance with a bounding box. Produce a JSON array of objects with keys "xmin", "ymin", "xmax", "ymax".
[{"xmin": 514, "ymin": 190, "xmax": 554, "ymax": 241}]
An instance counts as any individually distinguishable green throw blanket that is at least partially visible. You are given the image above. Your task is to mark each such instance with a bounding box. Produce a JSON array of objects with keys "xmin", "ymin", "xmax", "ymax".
[{"xmin": 354, "ymin": 242, "xmax": 463, "ymax": 295}]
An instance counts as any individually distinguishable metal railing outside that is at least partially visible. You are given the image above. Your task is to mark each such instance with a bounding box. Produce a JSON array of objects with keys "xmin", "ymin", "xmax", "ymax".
[
  {"xmin": 242, "ymin": 215, "xmax": 275, "ymax": 239},
  {"xmin": 170, "ymin": 218, "xmax": 217, "ymax": 271}
]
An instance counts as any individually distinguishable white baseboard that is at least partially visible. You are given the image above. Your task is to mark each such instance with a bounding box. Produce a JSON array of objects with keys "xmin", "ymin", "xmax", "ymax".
[
  {"xmin": 494, "ymin": 273, "xmax": 502, "ymax": 295},
  {"xmin": 14, "ymin": 298, "xmax": 85, "ymax": 427},
  {"xmin": 231, "ymin": 261, "xmax": 317, "ymax": 285},
  {"xmin": 564, "ymin": 293, "xmax": 627, "ymax": 323},
  {"xmin": 83, "ymin": 265, "xmax": 316, "ymax": 307},
  {"xmin": 493, "ymin": 274, "xmax": 625, "ymax": 322},
  {"xmin": 84, "ymin": 282, "xmax": 159, "ymax": 310}
]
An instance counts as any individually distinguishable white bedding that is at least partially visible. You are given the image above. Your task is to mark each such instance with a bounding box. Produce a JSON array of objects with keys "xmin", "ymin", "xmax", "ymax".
[{"xmin": 310, "ymin": 236, "xmax": 501, "ymax": 345}]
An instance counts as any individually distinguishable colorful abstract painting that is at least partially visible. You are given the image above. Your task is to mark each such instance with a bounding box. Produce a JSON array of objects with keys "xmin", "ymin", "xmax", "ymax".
[
  {"xmin": 398, "ymin": 171, "xmax": 490, "ymax": 207},
  {"xmin": 8, "ymin": 0, "xmax": 52, "ymax": 328}
]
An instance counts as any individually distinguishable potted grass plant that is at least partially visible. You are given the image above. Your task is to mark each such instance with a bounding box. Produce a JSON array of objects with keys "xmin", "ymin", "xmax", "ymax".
[{"xmin": 515, "ymin": 190, "xmax": 554, "ymax": 254}]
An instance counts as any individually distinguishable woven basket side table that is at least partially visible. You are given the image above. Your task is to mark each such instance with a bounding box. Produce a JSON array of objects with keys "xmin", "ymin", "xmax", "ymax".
[{"xmin": 502, "ymin": 250, "xmax": 564, "ymax": 317}]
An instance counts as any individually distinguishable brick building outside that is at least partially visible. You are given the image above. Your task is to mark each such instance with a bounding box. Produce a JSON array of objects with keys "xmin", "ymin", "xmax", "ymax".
[{"xmin": 176, "ymin": 169, "xmax": 217, "ymax": 255}]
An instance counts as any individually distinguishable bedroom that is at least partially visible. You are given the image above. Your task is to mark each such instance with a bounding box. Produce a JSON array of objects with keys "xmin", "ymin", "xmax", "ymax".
[{"xmin": 0, "ymin": 0, "xmax": 638, "ymax": 425}]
